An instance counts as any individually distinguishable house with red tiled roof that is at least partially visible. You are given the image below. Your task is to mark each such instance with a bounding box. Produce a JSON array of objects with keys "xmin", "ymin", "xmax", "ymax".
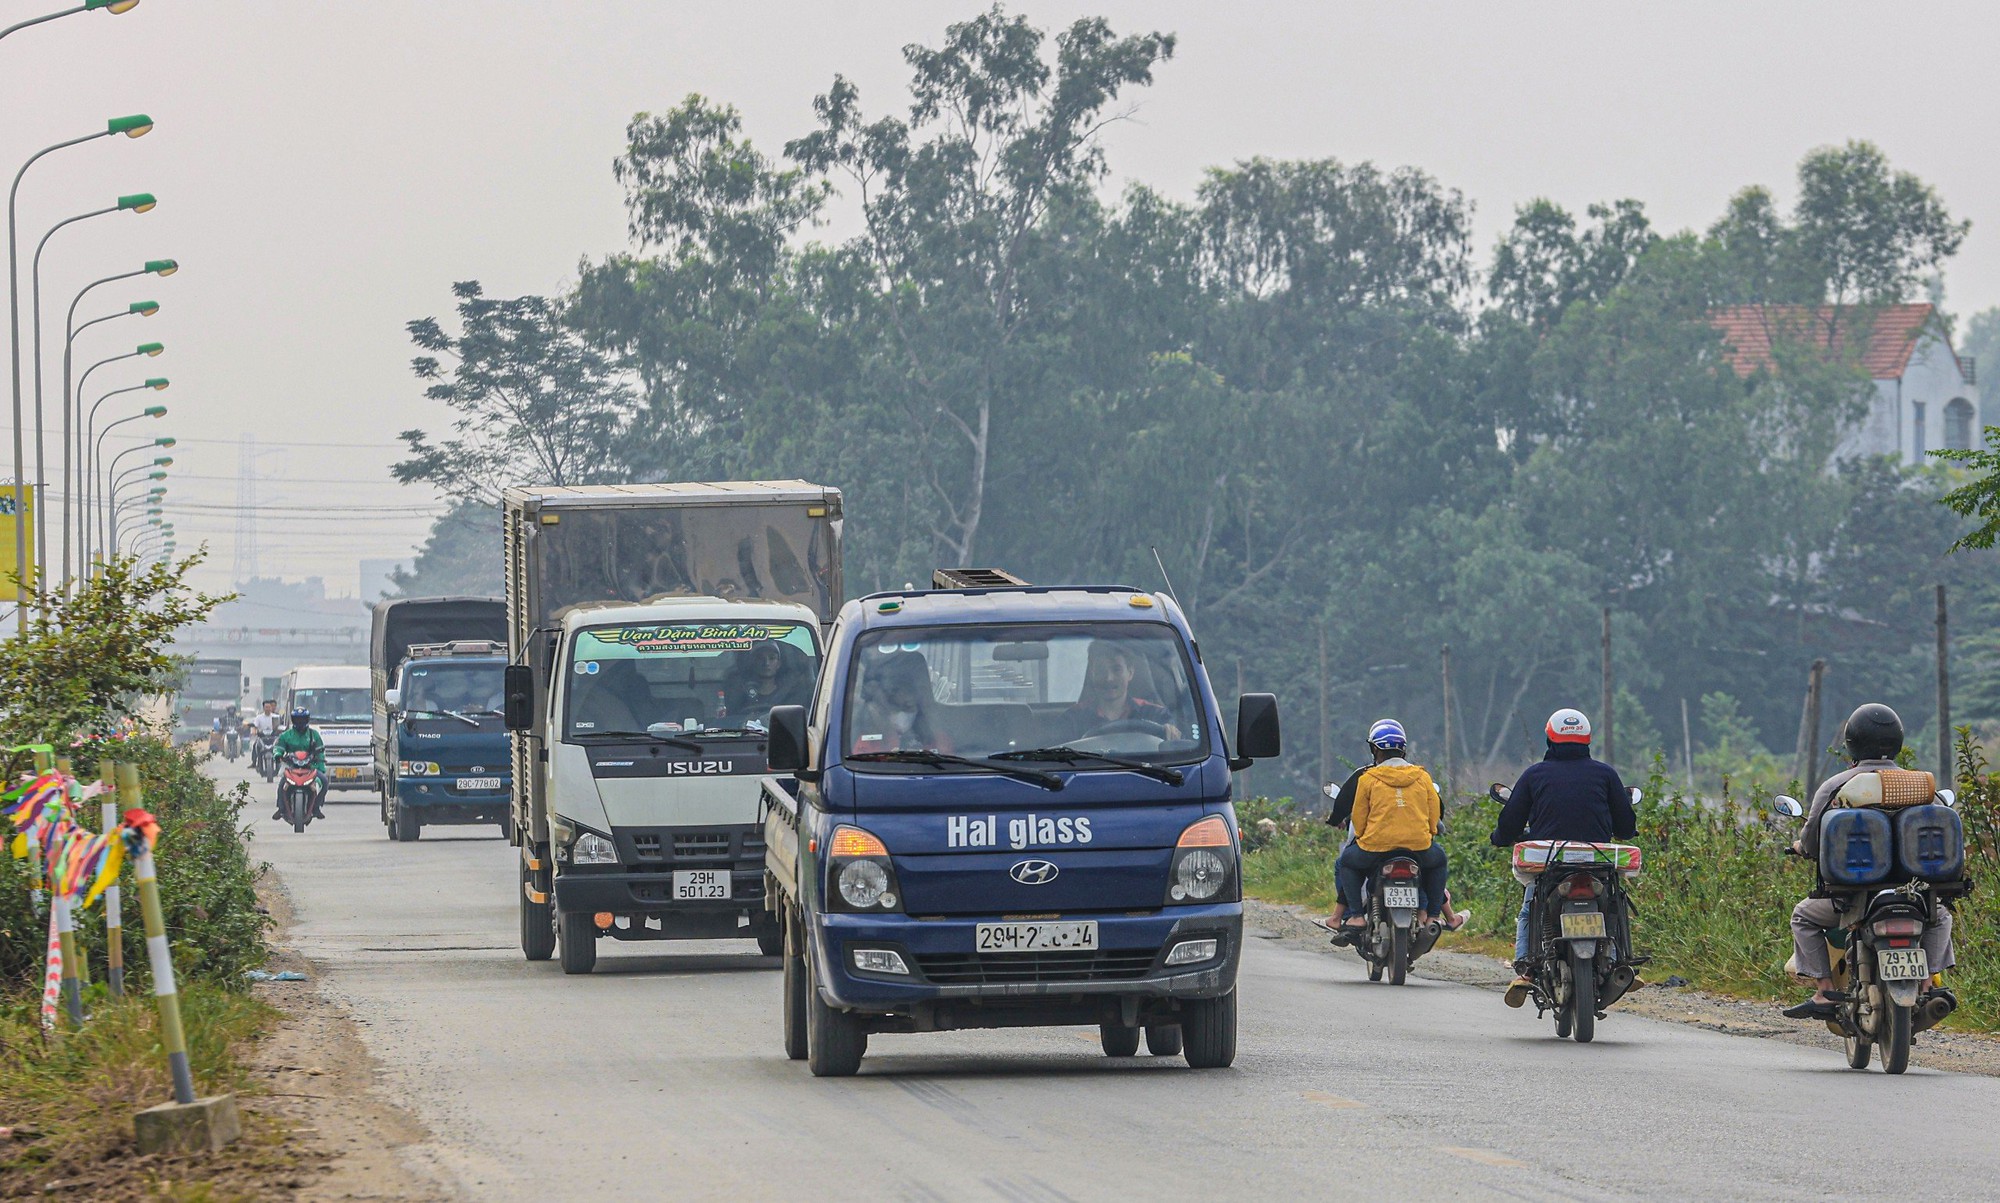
[{"xmin": 1711, "ymin": 303, "xmax": 1982, "ymax": 464}]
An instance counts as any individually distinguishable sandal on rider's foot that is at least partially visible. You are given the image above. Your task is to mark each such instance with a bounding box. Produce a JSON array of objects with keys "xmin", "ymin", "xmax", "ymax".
[
  {"xmin": 1443, "ymin": 909, "xmax": 1470, "ymax": 931},
  {"xmin": 1782, "ymin": 997, "xmax": 1841, "ymax": 1020},
  {"xmin": 1504, "ymin": 976, "xmax": 1533, "ymax": 1008}
]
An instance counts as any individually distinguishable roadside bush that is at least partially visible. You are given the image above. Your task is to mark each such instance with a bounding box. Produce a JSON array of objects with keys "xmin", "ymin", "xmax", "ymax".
[{"xmin": 0, "ymin": 736, "xmax": 266, "ymax": 990}]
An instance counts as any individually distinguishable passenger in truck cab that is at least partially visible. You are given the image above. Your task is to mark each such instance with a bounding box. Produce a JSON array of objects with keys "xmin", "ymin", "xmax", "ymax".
[
  {"xmin": 726, "ymin": 639, "xmax": 810, "ymax": 716},
  {"xmin": 850, "ymin": 651, "xmax": 950, "ymax": 754},
  {"xmin": 1062, "ymin": 639, "xmax": 1180, "ymax": 741}
]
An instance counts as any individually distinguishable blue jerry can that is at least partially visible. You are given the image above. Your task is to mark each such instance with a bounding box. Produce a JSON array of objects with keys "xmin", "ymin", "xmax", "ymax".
[
  {"xmin": 1895, "ymin": 804, "xmax": 1964, "ymax": 882},
  {"xmin": 1819, "ymin": 808, "xmax": 1894, "ymax": 887}
]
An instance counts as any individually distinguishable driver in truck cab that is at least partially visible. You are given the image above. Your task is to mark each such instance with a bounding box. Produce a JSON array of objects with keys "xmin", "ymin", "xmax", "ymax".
[
  {"xmin": 849, "ymin": 651, "xmax": 950, "ymax": 754},
  {"xmin": 726, "ymin": 638, "xmax": 811, "ymax": 716},
  {"xmin": 1062, "ymin": 639, "xmax": 1181, "ymax": 741}
]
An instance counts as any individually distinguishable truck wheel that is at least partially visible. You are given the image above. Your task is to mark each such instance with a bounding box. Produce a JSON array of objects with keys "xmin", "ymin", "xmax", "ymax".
[
  {"xmin": 1145, "ymin": 1024, "xmax": 1183, "ymax": 1056},
  {"xmin": 755, "ymin": 927, "xmax": 783, "ymax": 958},
  {"xmin": 1099, "ymin": 1023, "xmax": 1141, "ymax": 1058},
  {"xmin": 380, "ymin": 784, "xmax": 394, "ymax": 838},
  {"xmin": 806, "ymin": 951, "xmax": 866, "ymax": 1077},
  {"xmin": 557, "ymin": 910, "xmax": 598, "ymax": 975},
  {"xmin": 392, "ymin": 798, "xmax": 421, "ymax": 843},
  {"xmin": 519, "ymin": 860, "xmax": 555, "ymax": 962},
  {"xmin": 1181, "ymin": 990, "xmax": 1237, "ymax": 1069},
  {"xmin": 781, "ymin": 912, "xmax": 809, "ymax": 1061}
]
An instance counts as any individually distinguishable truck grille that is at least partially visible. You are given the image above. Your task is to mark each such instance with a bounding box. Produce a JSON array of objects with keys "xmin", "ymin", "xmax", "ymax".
[
  {"xmin": 624, "ymin": 828, "xmax": 758, "ymax": 864},
  {"xmin": 673, "ymin": 832, "xmax": 732, "ymax": 860},
  {"xmin": 914, "ymin": 949, "xmax": 1158, "ymax": 985}
]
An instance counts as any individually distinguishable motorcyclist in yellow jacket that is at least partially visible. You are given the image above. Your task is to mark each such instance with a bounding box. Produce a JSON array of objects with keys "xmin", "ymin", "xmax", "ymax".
[{"xmin": 1328, "ymin": 719, "xmax": 1448, "ymax": 939}]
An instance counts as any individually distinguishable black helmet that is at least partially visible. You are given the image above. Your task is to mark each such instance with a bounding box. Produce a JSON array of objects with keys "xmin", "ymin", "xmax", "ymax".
[{"xmin": 1841, "ymin": 703, "xmax": 1903, "ymax": 763}]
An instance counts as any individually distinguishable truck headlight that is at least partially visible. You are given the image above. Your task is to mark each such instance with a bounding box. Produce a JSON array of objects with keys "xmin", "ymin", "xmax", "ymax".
[
  {"xmin": 571, "ymin": 832, "xmax": 618, "ymax": 865},
  {"xmin": 1166, "ymin": 815, "xmax": 1236, "ymax": 904},
  {"xmin": 826, "ymin": 825, "xmax": 902, "ymax": 913}
]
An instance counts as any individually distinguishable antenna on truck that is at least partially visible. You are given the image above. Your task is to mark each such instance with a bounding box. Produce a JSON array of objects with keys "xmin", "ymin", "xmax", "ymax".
[{"xmin": 1150, "ymin": 546, "xmax": 1183, "ymax": 610}]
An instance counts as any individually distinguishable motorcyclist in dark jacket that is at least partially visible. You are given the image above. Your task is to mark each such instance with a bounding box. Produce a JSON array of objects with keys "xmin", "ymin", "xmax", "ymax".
[{"xmin": 1490, "ymin": 707, "xmax": 1637, "ymax": 1006}]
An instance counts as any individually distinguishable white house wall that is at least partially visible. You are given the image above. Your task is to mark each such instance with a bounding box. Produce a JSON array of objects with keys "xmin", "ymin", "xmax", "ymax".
[{"xmin": 1837, "ymin": 329, "xmax": 1981, "ymax": 465}]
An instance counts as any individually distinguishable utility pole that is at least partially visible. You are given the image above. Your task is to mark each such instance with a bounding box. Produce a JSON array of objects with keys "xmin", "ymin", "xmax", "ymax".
[
  {"xmin": 1794, "ymin": 659, "xmax": 1826, "ymax": 796},
  {"xmin": 1440, "ymin": 643, "xmax": 1454, "ymax": 798},
  {"xmin": 1317, "ymin": 628, "xmax": 1328, "ymax": 792},
  {"xmin": 1601, "ymin": 607, "xmax": 1614, "ymax": 770},
  {"xmin": 1937, "ymin": 585, "xmax": 1952, "ymax": 786},
  {"xmin": 1681, "ymin": 697, "xmax": 1695, "ymax": 800}
]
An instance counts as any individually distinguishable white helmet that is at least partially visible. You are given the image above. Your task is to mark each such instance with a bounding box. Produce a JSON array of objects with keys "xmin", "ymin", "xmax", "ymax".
[{"xmin": 1545, "ymin": 708, "xmax": 1591, "ymax": 745}]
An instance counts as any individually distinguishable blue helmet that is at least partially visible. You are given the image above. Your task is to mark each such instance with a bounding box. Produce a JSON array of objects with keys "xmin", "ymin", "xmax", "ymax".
[
  {"xmin": 1367, "ymin": 718, "xmax": 1408, "ymax": 751},
  {"xmin": 290, "ymin": 706, "xmax": 311, "ymax": 730}
]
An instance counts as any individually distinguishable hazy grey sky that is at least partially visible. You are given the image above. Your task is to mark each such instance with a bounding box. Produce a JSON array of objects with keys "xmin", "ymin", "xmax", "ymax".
[{"xmin": 7, "ymin": 1, "xmax": 1997, "ymax": 596}]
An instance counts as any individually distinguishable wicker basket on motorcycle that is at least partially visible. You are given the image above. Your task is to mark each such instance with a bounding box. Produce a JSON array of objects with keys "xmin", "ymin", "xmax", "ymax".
[
  {"xmin": 1510, "ymin": 841, "xmax": 1641, "ymax": 881},
  {"xmin": 1834, "ymin": 768, "xmax": 1936, "ymax": 809}
]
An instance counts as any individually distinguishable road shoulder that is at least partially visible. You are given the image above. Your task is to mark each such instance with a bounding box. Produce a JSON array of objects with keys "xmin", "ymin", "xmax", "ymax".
[{"xmin": 1245, "ymin": 897, "xmax": 2000, "ymax": 1076}]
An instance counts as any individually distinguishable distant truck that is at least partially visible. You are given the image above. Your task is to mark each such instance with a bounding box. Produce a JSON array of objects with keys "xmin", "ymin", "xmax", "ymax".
[
  {"xmin": 281, "ymin": 665, "xmax": 375, "ymax": 793},
  {"xmin": 370, "ymin": 596, "xmax": 510, "ymax": 842},
  {"xmin": 761, "ymin": 570, "xmax": 1281, "ymax": 1076},
  {"xmin": 499, "ymin": 481, "xmax": 844, "ymax": 974},
  {"xmin": 172, "ymin": 658, "xmax": 244, "ymax": 744}
]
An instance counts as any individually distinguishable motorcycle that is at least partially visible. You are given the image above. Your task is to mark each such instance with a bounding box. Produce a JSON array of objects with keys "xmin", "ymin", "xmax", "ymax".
[
  {"xmin": 1773, "ymin": 789, "xmax": 1968, "ymax": 1074},
  {"xmin": 251, "ymin": 729, "xmax": 278, "ymax": 782},
  {"xmin": 1497, "ymin": 784, "xmax": 1647, "ymax": 1044},
  {"xmin": 1356, "ymin": 853, "xmax": 1441, "ymax": 985},
  {"xmin": 277, "ymin": 749, "xmax": 322, "ymax": 833},
  {"xmin": 223, "ymin": 724, "xmax": 242, "ymax": 762}
]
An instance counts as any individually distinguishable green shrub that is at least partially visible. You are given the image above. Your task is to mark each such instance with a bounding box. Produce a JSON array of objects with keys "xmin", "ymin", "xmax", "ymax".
[{"xmin": 0, "ymin": 737, "xmax": 267, "ymax": 990}]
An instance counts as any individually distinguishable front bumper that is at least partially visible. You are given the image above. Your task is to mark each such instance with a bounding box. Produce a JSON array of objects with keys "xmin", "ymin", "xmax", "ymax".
[
  {"xmin": 813, "ymin": 905, "xmax": 1241, "ymax": 1018},
  {"xmin": 552, "ymin": 864, "xmax": 771, "ymax": 938},
  {"xmin": 395, "ymin": 778, "xmax": 510, "ymax": 823}
]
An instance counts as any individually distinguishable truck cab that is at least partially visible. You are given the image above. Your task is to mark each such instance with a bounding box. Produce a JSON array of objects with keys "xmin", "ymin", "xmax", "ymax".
[
  {"xmin": 515, "ymin": 597, "xmax": 823, "ymax": 973},
  {"xmin": 283, "ymin": 665, "xmax": 374, "ymax": 791},
  {"xmin": 380, "ymin": 641, "xmax": 511, "ymax": 841},
  {"xmin": 761, "ymin": 579, "xmax": 1280, "ymax": 1076}
]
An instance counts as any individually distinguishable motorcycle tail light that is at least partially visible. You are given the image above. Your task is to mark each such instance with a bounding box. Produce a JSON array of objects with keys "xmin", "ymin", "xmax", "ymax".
[
  {"xmin": 1563, "ymin": 875, "xmax": 1602, "ymax": 899},
  {"xmin": 1873, "ymin": 917, "xmax": 1922, "ymax": 938},
  {"xmin": 1383, "ymin": 860, "xmax": 1420, "ymax": 879}
]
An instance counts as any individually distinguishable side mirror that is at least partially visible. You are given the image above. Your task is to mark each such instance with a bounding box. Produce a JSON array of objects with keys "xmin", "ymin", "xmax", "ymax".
[
  {"xmin": 1322, "ymin": 782, "xmax": 1337, "ymax": 800},
  {"xmin": 1772, "ymin": 795, "xmax": 1804, "ymax": 819},
  {"xmin": 1490, "ymin": 783, "xmax": 1512, "ymax": 803},
  {"xmin": 1937, "ymin": 789, "xmax": 1958, "ymax": 809},
  {"xmin": 503, "ymin": 664, "xmax": 535, "ymax": 731},
  {"xmin": 1233, "ymin": 693, "xmax": 1280, "ymax": 768},
  {"xmin": 766, "ymin": 705, "xmax": 810, "ymax": 775},
  {"xmin": 384, "ymin": 687, "xmax": 401, "ymax": 710},
  {"xmin": 1629, "ymin": 787, "xmax": 1643, "ymax": 806}
]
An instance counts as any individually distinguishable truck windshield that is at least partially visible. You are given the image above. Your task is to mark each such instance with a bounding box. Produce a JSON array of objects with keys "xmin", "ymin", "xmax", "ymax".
[
  {"xmin": 399, "ymin": 661, "xmax": 504, "ymax": 717},
  {"xmin": 564, "ymin": 620, "xmax": 819, "ymax": 740},
  {"xmin": 182, "ymin": 667, "xmax": 239, "ymax": 700},
  {"xmin": 293, "ymin": 688, "xmax": 371, "ymax": 723},
  {"xmin": 843, "ymin": 622, "xmax": 1204, "ymax": 766}
]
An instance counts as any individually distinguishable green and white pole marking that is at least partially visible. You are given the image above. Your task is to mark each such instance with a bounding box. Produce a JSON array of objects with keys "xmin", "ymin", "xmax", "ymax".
[
  {"xmin": 100, "ymin": 759, "xmax": 122, "ymax": 997},
  {"xmin": 118, "ymin": 761, "xmax": 194, "ymax": 1104}
]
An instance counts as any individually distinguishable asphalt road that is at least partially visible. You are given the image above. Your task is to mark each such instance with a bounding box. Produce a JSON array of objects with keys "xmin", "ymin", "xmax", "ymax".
[{"xmin": 229, "ymin": 764, "xmax": 2000, "ymax": 1202}]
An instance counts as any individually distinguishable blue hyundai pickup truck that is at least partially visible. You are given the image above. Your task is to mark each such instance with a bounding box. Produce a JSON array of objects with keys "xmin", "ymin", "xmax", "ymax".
[{"xmin": 761, "ymin": 576, "xmax": 1280, "ymax": 1076}]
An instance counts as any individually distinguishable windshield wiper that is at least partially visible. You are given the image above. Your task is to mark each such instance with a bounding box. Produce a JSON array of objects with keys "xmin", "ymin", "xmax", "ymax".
[
  {"xmin": 989, "ymin": 745, "xmax": 1186, "ymax": 786},
  {"xmin": 573, "ymin": 729, "xmax": 703, "ymax": 753},
  {"xmin": 435, "ymin": 709, "xmax": 481, "ymax": 728},
  {"xmin": 847, "ymin": 749, "xmax": 1064, "ymax": 791},
  {"xmin": 681, "ymin": 726, "xmax": 765, "ymax": 740}
]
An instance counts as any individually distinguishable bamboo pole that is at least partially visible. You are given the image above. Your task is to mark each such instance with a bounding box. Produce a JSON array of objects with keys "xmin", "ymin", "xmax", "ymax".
[
  {"xmin": 100, "ymin": 759, "xmax": 122, "ymax": 997},
  {"xmin": 117, "ymin": 761, "xmax": 195, "ymax": 1105}
]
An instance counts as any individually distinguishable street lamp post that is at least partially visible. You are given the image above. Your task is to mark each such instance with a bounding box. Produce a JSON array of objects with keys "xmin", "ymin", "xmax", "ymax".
[
  {"xmin": 71, "ymin": 340, "xmax": 161, "ymax": 568},
  {"xmin": 110, "ymin": 482, "xmax": 164, "ymax": 554},
  {"xmin": 30, "ymin": 194, "xmax": 155, "ymax": 584},
  {"xmin": 91, "ymin": 404, "xmax": 163, "ymax": 560},
  {"xmin": 79, "ymin": 375, "xmax": 163, "ymax": 568},
  {"xmin": 87, "ymin": 428, "xmax": 168, "ymax": 570},
  {"xmin": 7, "ymin": 113, "xmax": 152, "ymax": 628},
  {"xmin": 0, "ymin": 0, "xmax": 139, "ymax": 44},
  {"xmin": 60, "ymin": 259, "xmax": 170, "ymax": 582}
]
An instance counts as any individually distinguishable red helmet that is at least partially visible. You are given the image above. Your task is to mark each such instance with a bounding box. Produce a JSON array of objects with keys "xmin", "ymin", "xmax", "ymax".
[{"xmin": 1545, "ymin": 708, "xmax": 1591, "ymax": 744}]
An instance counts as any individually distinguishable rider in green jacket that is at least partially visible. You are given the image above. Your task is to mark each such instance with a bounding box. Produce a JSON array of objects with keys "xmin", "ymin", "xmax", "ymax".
[{"xmin": 273, "ymin": 707, "xmax": 327, "ymax": 821}]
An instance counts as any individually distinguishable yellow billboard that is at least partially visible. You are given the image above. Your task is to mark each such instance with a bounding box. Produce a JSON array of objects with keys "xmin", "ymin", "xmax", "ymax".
[{"xmin": 0, "ymin": 486, "xmax": 36, "ymax": 602}]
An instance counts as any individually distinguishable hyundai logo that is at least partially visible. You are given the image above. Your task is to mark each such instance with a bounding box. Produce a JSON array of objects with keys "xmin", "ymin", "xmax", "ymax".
[{"xmin": 1009, "ymin": 859, "xmax": 1059, "ymax": 885}]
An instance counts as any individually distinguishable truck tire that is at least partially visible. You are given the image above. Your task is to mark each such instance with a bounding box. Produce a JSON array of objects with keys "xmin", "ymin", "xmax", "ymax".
[
  {"xmin": 392, "ymin": 796, "xmax": 421, "ymax": 843},
  {"xmin": 806, "ymin": 952, "xmax": 866, "ymax": 1077},
  {"xmin": 1099, "ymin": 1023, "xmax": 1141, "ymax": 1058},
  {"xmin": 1144, "ymin": 1024, "xmax": 1183, "ymax": 1056},
  {"xmin": 755, "ymin": 927, "xmax": 783, "ymax": 958},
  {"xmin": 1180, "ymin": 990, "xmax": 1237, "ymax": 1069},
  {"xmin": 781, "ymin": 912, "xmax": 808, "ymax": 1061},
  {"xmin": 381, "ymin": 783, "xmax": 396, "ymax": 839},
  {"xmin": 520, "ymin": 860, "xmax": 555, "ymax": 962},
  {"xmin": 558, "ymin": 910, "xmax": 598, "ymax": 975}
]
